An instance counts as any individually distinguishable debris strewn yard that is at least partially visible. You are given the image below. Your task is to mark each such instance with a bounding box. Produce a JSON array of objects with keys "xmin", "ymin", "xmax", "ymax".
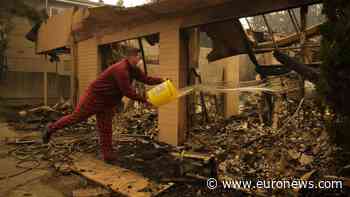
[{"xmin": 1, "ymin": 90, "xmax": 349, "ymax": 196}]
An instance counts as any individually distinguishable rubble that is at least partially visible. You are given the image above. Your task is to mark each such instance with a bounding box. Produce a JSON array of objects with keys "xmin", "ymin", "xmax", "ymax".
[
  {"xmin": 2, "ymin": 94, "xmax": 349, "ymax": 196},
  {"xmin": 112, "ymin": 108, "xmax": 158, "ymax": 140},
  {"xmin": 185, "ymin": 95, "xmax": 347, "ymax": 195},
  {"xmin": 108, "ymin": 94, "xmax": 348, "ymax": 196},
  {"xmin": 72, "ymin": 187, "xmax": 111, "ymax": 197},
  {"xmin": 6, "ymin": 99, "xmax": 95, "ymax": 133}
]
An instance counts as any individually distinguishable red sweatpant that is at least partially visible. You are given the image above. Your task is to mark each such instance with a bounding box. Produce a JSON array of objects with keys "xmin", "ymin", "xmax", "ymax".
[{"xmin": 49, "ymin": 90, "xmax": 115, "ymax": 160}]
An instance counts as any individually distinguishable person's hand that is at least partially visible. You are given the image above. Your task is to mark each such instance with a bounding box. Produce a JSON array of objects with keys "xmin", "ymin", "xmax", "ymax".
[
  {"xmin": 143, "ymin": 100, "xmax": 153, "ymax": 109},
  {"xmin": 143, "ymin": 95, "xmax": 153, "ymax": 108}
]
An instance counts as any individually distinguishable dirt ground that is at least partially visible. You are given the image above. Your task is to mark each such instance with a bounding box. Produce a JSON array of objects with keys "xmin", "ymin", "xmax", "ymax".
[{"xmin": 0, "ymin": 118, "xmax": 95, "ymax": 197}]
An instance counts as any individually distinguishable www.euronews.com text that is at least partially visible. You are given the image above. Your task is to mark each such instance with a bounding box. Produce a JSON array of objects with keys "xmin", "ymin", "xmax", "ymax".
[{"xmin": 206, "ymin": 178, "xmax": 343, "ymax": 190}]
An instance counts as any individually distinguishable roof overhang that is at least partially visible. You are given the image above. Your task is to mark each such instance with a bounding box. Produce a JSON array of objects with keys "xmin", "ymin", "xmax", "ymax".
[
  {"xmin": 72, "ymin": 0, "xmax": 322, "ymax": 42},
  {"xmin": 54, "ymin": 0, "xmax": 103, "ymax": 7},
  {"xmin": 36, "ymin": 0, "xmax": 322, "ymax": 54}
]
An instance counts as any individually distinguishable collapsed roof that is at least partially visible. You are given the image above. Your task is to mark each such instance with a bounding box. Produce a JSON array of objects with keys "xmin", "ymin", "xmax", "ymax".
[{"xmin": 36, "ymin": 0, "xmax": 322, "ymax": 61}]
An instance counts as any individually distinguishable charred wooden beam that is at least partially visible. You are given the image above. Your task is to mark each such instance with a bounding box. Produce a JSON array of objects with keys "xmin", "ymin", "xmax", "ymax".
[{"xmin": 273, "ymin": 50, "xmax": 320, "ymax": 83}]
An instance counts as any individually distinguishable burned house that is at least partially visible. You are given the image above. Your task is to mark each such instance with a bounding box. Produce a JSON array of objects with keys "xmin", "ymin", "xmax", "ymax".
[{"xmin": 35, "ymin": 0, "xmax": 322, "ymax": 146}]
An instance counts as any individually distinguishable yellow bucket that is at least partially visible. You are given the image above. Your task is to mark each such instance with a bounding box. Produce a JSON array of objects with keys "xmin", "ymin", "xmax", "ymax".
[{"xmin": 147, "ymin": 80, "xmax": 178, "ymax": 107}]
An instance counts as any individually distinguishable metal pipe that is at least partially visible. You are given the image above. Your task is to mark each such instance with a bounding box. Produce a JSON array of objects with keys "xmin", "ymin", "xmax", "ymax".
[
  {"xmin": 45, "ymin": 0, "xmax": 49, "ymax": 16},
  {"xmin": 291, "ymin": 10, "xmax": 301, "ymax": 31},
  {"xmin": 288, "ymin": 10, "xmax": 301, "ymax": 34},
  {"xmin": 262, "ymin": 14, "xmax": 278, "ymax": 49},
  {"xmin": 138, "ymin": 38, "xmax": 148, "ymax": 75},
  {"xmin": 245, "ymin": 18, "xmax": 253, "ymax": 31}
]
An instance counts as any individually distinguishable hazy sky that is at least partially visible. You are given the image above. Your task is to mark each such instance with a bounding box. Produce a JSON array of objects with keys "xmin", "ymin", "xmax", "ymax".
[{"xmin": 90, "ymin": 0, "xmax": 147, "ymax": 7}]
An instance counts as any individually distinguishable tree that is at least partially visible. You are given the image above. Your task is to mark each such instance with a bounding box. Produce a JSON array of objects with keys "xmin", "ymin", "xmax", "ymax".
[
  {"xmin": 271, "ymin": 1, "xmax": 350, "ymax": 149},
  {"xmin": 116, "ymin": 0, "xmax": 124, "ymax": 7},
  {"xmin": 0, "ymin": 0, "xmax": 44, "ymax": 57},
  {"xmin": 318, "ymin": 0, "xmax": 350, "ymax": 149}
]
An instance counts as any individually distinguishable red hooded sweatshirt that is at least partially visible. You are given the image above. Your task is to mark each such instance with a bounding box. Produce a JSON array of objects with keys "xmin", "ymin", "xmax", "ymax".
[{"xmin": 86, "ymin": 59, "xmax": 163, "ymax": 108}]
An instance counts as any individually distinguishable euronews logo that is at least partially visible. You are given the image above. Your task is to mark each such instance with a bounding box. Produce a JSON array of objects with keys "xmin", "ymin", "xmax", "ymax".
[{"xmin": 207, "ymin": 178, "xmax": 253, "ymax": 190}]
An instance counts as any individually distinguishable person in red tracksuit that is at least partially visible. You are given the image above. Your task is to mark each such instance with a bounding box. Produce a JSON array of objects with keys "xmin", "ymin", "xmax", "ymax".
[{"xmin": 42, "ymin": 47, "xmax": 164, "ymax": 163}]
